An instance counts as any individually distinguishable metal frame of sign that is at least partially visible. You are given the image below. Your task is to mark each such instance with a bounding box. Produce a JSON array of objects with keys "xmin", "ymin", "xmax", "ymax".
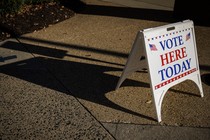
[{"xmin": 116, "ymin": 20, "xmax": 204, "ymax": 122}]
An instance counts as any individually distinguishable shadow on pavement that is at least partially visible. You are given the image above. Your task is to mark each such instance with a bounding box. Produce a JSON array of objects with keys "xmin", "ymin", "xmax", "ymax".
[
  {"xmin": 200, "ymin": 65, "xmax": 210, "ymax": 86},
  {"xmin": 201, "ymin": 74, "xmax": 210, "ymax": 86},
  {"xmin": 60, "ymin": 0, "xmax": 175, "ymax": 23},
  {"xmin": 78, "ymin": 5, "xmax": 175, "ymax": 23},
  {"xmin": 61, "ymin": 0, "xmax": 210, "ymax": 27},
  {"xmin": 0, "ymin": 40, "xmax": 157, "ymax": 121},
  {"xmin": 1, "ymin": 38, "xmax": 207, "ymax": 121}
]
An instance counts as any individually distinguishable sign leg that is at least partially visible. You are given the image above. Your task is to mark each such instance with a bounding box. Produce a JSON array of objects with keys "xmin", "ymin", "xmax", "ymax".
[
  {"xmin": 153, "ymin": 89, "xmax": 169, "ymax": 122},
  {"xmin": 116, "ymin": 32, "xmax": 147, "ymax": 90},
  {"xmin": 189, "ymin": 74, "xmax": 204, "ymax": 97}
]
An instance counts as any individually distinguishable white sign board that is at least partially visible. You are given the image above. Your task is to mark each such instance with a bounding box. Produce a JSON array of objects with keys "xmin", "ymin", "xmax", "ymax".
[{"xmin": 116, "ymin": 20, "xmax": 204, "ymax": 122}]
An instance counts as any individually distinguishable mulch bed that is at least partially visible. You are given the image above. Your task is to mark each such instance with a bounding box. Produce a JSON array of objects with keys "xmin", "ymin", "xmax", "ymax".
[{"xmin": 0, "ymin": 2, "xmax": 75, "ymax": 41}]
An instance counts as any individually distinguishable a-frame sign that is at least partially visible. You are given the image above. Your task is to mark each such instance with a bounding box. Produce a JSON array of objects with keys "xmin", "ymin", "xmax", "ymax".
[{"xmin": 116, "ymin": 20, "xmax": 204, "ymax": 122}]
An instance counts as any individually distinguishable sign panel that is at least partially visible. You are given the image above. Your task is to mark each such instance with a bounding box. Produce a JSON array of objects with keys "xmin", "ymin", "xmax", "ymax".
[{"xmin": 116, "ymin": 20, "xmax": 204, "ymax": 122}]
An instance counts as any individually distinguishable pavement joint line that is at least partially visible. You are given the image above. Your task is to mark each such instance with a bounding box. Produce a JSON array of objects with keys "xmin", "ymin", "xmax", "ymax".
[
  {"xmin": 102, "ymin": 121, "xmax": 210, "ymax": 129},
  {"xmin": 14, "ymin": 36, "xmax": 117, "ymax": 139}
]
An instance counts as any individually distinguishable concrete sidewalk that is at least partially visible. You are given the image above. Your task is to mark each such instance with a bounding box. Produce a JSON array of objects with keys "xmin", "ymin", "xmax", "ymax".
[
  {"xmin": 0, "ymin": 38, "xmax": 115, "ymax": 139},
  {"xmin": 1, "ymin": 0, "xmax": 210, "ymax": 139}
]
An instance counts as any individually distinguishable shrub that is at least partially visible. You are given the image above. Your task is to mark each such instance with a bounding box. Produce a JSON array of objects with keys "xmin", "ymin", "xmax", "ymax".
[
  {"xmin": 0, "ymin": 0, "xmax": 23, "ymax": 14},
  {"xmin": 0, "ymin": 0, "xmax": 58, "ymax": 14}
]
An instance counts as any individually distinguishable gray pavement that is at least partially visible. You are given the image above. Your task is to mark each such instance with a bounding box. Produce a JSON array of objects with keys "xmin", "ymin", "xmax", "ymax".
[
  {"xmin": 1, "ymin": 0, "xmax": 210, "ymax": 139},
  {"xmin": 0, "ymin": 38, "xmax": 115, "ymax": 139}
]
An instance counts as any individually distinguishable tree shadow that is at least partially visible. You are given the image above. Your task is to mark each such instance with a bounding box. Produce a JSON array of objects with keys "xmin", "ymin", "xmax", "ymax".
[
  {"xmin": 0, "ymin": 40, "xmax": 156, "ymax": 121},
  {"xmin": 1, "ymin": 38, "xmax": 202, "ymax": 109},
  {"xmin": 1, "ymin": 38, "xmax": 204, "ymax": 121}
]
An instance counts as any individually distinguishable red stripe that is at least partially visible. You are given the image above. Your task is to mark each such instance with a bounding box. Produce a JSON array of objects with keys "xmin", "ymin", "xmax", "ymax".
[{"xmin": 155, "ymin": 68, "xmax": 197, "ymax": 90}]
